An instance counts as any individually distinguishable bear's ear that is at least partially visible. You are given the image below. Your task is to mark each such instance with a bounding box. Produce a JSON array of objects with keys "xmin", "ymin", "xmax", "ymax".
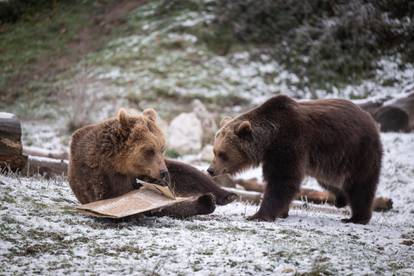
[
  {"xmin": 143, "ymin": 108, "xmax": 157, "ymax": 122},
  {"xmin": 235, "ymin": 120, "xmax": 252, "ymax": 137},
  {"xmin": 117, "ymin": 108, "xmax": 129, "ymax": 129},
  {"xmin": 220, "ymin": 116, "xmax": 232, "ymax": 127}
]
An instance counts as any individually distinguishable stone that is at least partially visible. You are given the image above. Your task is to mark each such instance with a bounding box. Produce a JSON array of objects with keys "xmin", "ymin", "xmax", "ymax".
[{"xmin": 168, "ymin": 113, "xmax": 202, "ymax": 155}]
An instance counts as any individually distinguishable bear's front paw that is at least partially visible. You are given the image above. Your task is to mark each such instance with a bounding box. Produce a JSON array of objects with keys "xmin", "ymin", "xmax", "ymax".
[
  {"xmin": 341, "ymin": 217, "xmax": 370, "ymax": 225},
  {"xmin": 247, "ymin": 212, "xmax": 276, "ymax": 222}
]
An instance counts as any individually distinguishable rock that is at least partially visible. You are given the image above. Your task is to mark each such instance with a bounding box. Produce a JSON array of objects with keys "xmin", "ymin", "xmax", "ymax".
[
  {"xmin": 192, "ymin": 99, "xmax": 217, "ymax": 145},
  {"xmin": 168, "ymin": 113, "xmax": 202, "ymax": 155},
  {"xmin": 199, "ymin": 144, "xmax": 214, "ymax": 162}
]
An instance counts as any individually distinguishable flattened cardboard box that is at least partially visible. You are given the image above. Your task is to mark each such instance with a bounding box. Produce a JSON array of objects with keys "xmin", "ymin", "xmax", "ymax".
[{"xmin": 76, "ymin": 183, "xmax": 188, "ymax": 219}]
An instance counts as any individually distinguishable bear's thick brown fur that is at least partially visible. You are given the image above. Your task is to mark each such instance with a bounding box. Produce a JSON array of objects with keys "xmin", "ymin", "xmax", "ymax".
[
  {"xmin": 69, "ymin": 109, "xmax": 236, "ymax": 218},
  {"xmin": 208, "ymin": 95, "xmax": 382, "ymax": 224},
  {"xmin": 69, "ymin": 108, "xmax": 169, "ymax": 204}
]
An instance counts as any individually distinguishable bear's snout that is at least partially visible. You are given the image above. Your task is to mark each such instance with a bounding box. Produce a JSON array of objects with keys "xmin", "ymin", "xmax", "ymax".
[
  {"xmin": 207, "ymin": 166, "xmax": 215, "ymax": 176},
  {"xmin": 159, "ymin": 169, "xmax": 171, "ymax": 186}
]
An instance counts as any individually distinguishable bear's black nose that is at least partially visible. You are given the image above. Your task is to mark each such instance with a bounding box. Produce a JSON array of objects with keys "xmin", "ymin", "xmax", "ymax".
[
  {"xmin": 160, "ymin": 169, "xmax": 170, "ymax": 186},
  {"xmin": 207, "ymin": 167, "xmax": 215, "ymax": 176}
]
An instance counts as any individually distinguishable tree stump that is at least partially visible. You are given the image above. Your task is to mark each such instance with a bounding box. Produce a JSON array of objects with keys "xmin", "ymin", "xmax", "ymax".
[{"xmin": 0, "ymin": 112, "xmax": 27, "ymax": 171}]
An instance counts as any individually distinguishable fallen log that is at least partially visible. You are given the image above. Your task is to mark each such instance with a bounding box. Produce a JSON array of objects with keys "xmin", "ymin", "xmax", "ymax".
[
  {"xmin": 297, "ymin": 187, "xmax": 335, "ymax": 204},
  {"xmin": 23, "ymin": 156, "xmax": 68, "ymax": 178},
  {"xmin": 357, "ymin": 92, "xmax": 414, "ymax": 132},
  {"xmin": 222, "ymin": 187, "xmax": 350, "ymax": 216},
  {"xmin": 23, "ymin": 146, "xmax": 69, "ymax": 160},
  {"xmin": 0, "ymin": 113, "xmax": 27, "ymax": 171},
  {"xmin": 230, "ymin": 178, "xmax": 393, "ymax": 212},
  {"xmin": 234, "ymin": 178, "xmax": 334, "ymax": 204},
  {"xmin": 222, "ymin": 187, "xmax": 262, "ymax": 205},
  {"xmin": 236, "ymin": 178, "xmax": 264, "ymax": 192},
  {"xmin": 375, "ymin": 92, "xmax": 414, "ymax": 132},
  {"xmin": 356, "ymin": 96, "xmax": 391, "ymax": 118},
  {"xmin": 0, "ymin": 113, "xmax": 68, "ymax": 177}
]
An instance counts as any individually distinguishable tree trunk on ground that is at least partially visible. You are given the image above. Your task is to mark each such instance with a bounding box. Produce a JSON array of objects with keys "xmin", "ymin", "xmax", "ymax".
[
  {"xmin": 0, "ymin": 113, "xmax": 27, "ymax": 171},
  {"xmin": 235, "ymin": 178, "xmax": 265, "ymax": 192},
  {"xmin": 375, "ymin": 92, "xmax": 414, "ymax": 132},
  {"xmin": 226, "ymin": 178, "xmax": 393, "ymax": 212},
  {"xmin": 357, "ymin": 97, "xmax": 391, "ymax": 118},
  {"xmin": 222, "ymin": 187, "xmax": 262, "ymax": 204},
  {"xmin": 297, "ymin": 187, "xmax": 335, "ymax": 204},
  {"xmin": 0, "ymin": 113, "xmax": 68, "ymax": 177},
  {"xmin": 357, "ymin": 92, "xmax": 414, "ymax": 132},
  {"xmin": 22, "ymin": 156, "xmax": 68, "ymax": 178},
  {"xmin": 23, "ymin": 146, "xmax": 69, "ymax": 160}
]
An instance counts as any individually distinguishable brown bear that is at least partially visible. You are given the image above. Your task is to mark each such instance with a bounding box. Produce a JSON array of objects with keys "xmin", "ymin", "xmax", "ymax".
[
  {"xmin": 69, "ymin": 108, "xmax": 236, "ymax": 218},
  {"xmin": 207, "ymin": 95, "xmax": 382, "ymax": 224}
]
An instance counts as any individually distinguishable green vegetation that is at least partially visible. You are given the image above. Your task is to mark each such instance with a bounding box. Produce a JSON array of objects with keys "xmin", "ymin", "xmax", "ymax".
[
  {"xmin": 210, "ymin": 0, "xmax": 414, "ymax": 93},
  {"xmin": 0, "ymin": 1, "xmax": 89, "ymax": 109},
  {"xmin": 1, "ymin": 0, "xmax": 413, "ymax": 122}
]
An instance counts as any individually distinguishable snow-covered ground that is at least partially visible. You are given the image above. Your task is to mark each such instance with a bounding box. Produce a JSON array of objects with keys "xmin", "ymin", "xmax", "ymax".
[{"xmin": 1, "ymin": 133, "xmax": 413, "ymax": 275}]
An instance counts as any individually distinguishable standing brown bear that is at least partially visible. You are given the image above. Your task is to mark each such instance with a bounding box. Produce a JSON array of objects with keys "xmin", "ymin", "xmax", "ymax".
[
  {"xmin": 69, "ymin": 108, "xmax": 236, "ymax": 217},
  {"xmin": 207, "ymin": 95, "xmax": 382, "ymax": 224}
]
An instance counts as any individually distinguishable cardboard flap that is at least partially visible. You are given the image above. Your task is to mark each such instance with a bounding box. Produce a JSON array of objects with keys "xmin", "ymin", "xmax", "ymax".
[{"xmin": 76, "ymin": 188, "xmax": 188, "ymax": 219}]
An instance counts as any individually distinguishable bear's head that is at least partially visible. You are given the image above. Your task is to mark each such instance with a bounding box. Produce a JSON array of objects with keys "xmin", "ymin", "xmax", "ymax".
[
  {"xmin": 112, "ymin": 108, "xmax": 169, "ymax": 185},
  {"xmin": 207, "ymin": 116, "xmax": 255, "ymax": 176}
]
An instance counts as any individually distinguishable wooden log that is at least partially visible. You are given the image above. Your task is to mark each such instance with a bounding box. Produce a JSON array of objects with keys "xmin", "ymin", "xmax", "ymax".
[
  {"xmin": 234, "ymin": 178, "xmax": 393, "ymax": 212},
  {"xmin": 223, "ymin": 187, "xmax": 350, "ymax": 215},
  {"xmin": 236, "ymin": 178, "xmax": 265, "ymax": 192},
  {"xmin": 235, "ymin": 178, "xmax": 334, "ymax": 204},
  {"xmin": 224, "ymin": 186, "xmax": 392, "ymax": 215},
  {"xmin": 0, "ymin": 112, "xmax": 27, "ymax": 171},
  {"xmin": 23, "ymin": 146, "xmax": 69, "ymax": 160},
  {"xmin": 375, "ymin": 92, "xmax": 414, "ymax": 132},
  {"xmin": 297, "ymin": 187, "xmax": 335, "ymax": 204},
  {"xmin": 356, "ymin": 96, "xmax": 390, "ymax": 118},
  {"xmin": 222, "ymin": 187, "xmax": 262, "ymax": 205},
  {"xmin": 22, "ymin": 156, "xmax": 68, "ymax": 178}
]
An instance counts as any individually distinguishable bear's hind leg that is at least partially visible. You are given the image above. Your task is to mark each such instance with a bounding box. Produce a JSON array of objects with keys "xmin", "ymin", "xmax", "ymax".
[{"xmin": 341, "ymin": 175, "xmax": 378, "ymax": 224}]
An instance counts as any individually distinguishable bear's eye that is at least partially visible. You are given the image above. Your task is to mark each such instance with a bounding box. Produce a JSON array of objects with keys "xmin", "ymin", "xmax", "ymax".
[
  {"xmin": 145, "ymin": 148, "xmax": 155, "ymax": 158},
  {"xmin": 218, "ymin": 152, "xmax": 228, "ymax": 161}
]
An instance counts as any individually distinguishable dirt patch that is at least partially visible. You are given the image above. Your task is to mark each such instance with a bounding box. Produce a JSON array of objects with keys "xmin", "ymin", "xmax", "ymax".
[
  {"xmin": 1, "ymin": 0, "xmax": 146, "ymax": 107},
  {"xmin": 67, "ymin": 0, "xmax": 146, "ymax": 63}
]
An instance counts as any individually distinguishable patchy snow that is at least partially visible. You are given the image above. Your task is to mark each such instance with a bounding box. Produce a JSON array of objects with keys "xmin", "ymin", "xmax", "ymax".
[
  {"xmin": 322, "ymin": 56, "xmax": 414, "ymax": 100},
  {"xmin": 0, "ymin": 112, "xmax": 16, "ymax": 119},
  {"xmin": 1, "ymin": 133, "xmax": 413, "ymax": 275},
  {"xmin": 21, "ymin": 121, "xmax": 68, "ymax": 152},
  {"xmin": 64, "ymin": 0, "xmax": 413, "ymax": 123}
]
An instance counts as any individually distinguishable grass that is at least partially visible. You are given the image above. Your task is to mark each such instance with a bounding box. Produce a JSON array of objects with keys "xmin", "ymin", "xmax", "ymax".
[
  {"xmin": 0, "ymin": 1, "xmax": 94, "ymax": 109},
  {"xmin": 2, "ymin": 0, "xmax": 412, "ymax": 128}
]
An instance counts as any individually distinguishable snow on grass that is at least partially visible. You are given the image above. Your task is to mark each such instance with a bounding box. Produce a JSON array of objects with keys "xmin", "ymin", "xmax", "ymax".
[
  {"xmin": 1, "ymin": 133, "xmax": 413, "ymax": 275},
  {"xmin": 63, "ymin": 0, "xmax": 414, "ymax": 120}
]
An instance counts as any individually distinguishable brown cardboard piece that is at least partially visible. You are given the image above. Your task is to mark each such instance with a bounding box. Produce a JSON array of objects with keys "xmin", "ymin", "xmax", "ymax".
[{"xmin": 76, "ymin": 183, "xmax": 189, "ymax": 219}]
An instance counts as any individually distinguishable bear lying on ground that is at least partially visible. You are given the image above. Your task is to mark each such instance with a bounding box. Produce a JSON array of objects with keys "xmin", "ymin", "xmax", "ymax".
[
  {"xmin": 207, "ymin": 95, "xmax": 382, "ymax": 224},
  {"xmin": 69, "ymin": 108, "xmax": 235, "ymax": 218}
]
